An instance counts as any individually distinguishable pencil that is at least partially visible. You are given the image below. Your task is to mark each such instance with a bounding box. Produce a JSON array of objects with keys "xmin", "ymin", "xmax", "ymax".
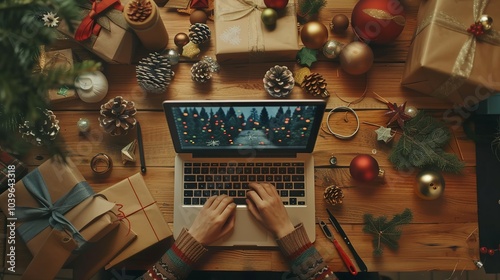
[{"xmin": 136, "ymin": 121, "xmax": 146, "ymax": 173}]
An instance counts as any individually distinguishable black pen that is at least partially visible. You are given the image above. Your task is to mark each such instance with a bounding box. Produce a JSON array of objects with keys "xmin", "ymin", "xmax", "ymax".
[
  {"xmin": 136, "ymin": 121, "xmax": 146, "ymax": 173},
  {"xmin": 326, "ymin": 208, "xmax": 368, "ymax": 272}
]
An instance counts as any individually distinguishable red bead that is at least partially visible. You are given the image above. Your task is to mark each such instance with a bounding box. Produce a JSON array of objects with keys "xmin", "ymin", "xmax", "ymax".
[
  {"xmin": 488, "ymin": 249, "xmax": 495, "ymax": 256},
  {"xmin": 480, "ymin": 246, "xmax": 488, "ymax": 254}
]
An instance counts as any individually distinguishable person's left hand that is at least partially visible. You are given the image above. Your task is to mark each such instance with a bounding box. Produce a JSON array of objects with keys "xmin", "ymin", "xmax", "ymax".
[{"xmin": 188, "ymin": 195, "xmax": 236, "ymax": 246}]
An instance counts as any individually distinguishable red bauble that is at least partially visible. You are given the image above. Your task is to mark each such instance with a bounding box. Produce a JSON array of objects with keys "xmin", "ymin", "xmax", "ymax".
[
  {"xmin": 264, "ymin": 0, "xmax": 289, "ymax": 9},
  {"xmin": 351, "ymin": 0, "xmax": 406, "ymax": 44},
  {"xmin": 349, "ymin": 154, "xmax": 381, "ymax": 183}
]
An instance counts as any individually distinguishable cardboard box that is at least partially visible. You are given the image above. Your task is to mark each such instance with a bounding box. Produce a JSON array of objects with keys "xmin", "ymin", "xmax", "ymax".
[
  {"xmin": 214, "ymin": 0, "xmax": 299, "ymax": 63},
  {"xmin": 100, "ymin": 173, "xmax": 172, "ymax": 269},
  {"xmin": 57, "ymin": 0, "xmax": 138, "ymax": 64},
  {"xmin": 401, "ymin": 0, "xmax": 500, "ymax": 105}
]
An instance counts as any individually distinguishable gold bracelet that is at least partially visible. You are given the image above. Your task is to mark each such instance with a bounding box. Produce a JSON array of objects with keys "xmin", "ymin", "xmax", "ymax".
[{"xmin": 91, "ymin": 153, "xmax": 112, "ymax": 174}]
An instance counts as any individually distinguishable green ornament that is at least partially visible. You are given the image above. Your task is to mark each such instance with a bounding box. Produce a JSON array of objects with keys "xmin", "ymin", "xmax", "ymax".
[
  {"xmin": 296, "ymin": 47, "xmax": 318, "ymax": 67},
  {"xmin": 261, "ymin": 8, "xmax": 278, "ymax": 26}
]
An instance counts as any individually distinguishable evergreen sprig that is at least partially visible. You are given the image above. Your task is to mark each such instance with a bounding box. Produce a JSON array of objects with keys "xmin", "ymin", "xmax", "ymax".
[
  {"xmin": 363, "ymin": 208, "xmax": 413, "ymax": 256},
  {"xmin": 297, "ymin": 0, "xmax": 327, "ymax": 23},
  {"xmin": 388, "ymin": 111, "xmax": 465, "ymax": 173},
  {"xmin": 1, "ymin": 0, "xmax": 100, "ymax": 155}
]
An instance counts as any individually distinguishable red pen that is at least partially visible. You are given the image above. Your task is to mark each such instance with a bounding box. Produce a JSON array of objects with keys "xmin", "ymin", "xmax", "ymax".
[{"xmin": 319, "ymin": 220, "xmax": 357, "ymax": 275}]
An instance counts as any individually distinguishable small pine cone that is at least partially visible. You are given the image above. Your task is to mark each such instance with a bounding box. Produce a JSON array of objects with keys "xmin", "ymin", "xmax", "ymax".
[
  {"xmin": 189, "ymin": 23, "xmax": 211, "ymax": 45},
  {"xmin": 323, "ymin": 185, "xmax": 344, "ymax": 205},
  {"xmin": 136, "ymin": 52, "xmax": 174, "ymax": 94},
  {"xmin": 18, "ymin": 108, "xmax": 60, "ymax": 146},
  {"xmin": 191, "ymin": 61, "xmax": 211, "ymax": 83},
  {"xmin": 263, "ymin": 65, "xmax": 294, "ymax": 98},
  {"xmin": 301, "ymin": 73, "xmax": 329, "ymax": 98},
  {"xmin": 127, "ymin": 0, "xmax": 153, "ymax": 22},
  {"xmin": 99, "ymin": 96, "xmax": 137, "ymax": 136}
]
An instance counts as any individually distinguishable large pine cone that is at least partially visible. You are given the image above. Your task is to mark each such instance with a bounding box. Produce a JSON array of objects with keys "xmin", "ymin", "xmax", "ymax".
[
  {"xmin": 18, "ymin": 108, "xmax": 60, "ymax": 146},
  {"xmin": 263, "ymin": 65, "xmax": 294, "ymax": 98},
  {"xmin": 99, "ymin": 96, "xmax": 137, "ymax": 136},
  {"xmin": 127, "ymin": 0, "xmax": 153, "ymax": 22},
  {"xmin": 136, "ymin": 52, "xmax": 174, "ymax": 94},
  {"xmin": 191, "ymin": 60, "xmax": 211, "ymax": 83},
  {"xmin": 301, "ymin": 72, "xmax": 329, "ymax": 98},
  {"xmin": 189, "ymin": 23, "xmax": 211, "ymax": 45}
]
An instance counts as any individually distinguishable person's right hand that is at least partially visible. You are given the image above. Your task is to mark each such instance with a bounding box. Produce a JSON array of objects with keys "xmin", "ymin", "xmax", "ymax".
[
  {"xmin": 188, "ymin": 195, "xmax": 236, "ymax": 246},
  {"xmin": 246, "ymin": 182, "xmax": 295, "ymax": 238}
]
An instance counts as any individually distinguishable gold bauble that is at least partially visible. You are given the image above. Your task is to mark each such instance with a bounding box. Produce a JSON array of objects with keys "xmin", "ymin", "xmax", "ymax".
[
  {"xmin": 479, "ymin": 14, "xmax": 493, "ymax": 30},
  {"xmin": 339, "ymin": 41, "xmax": 373, "ymax": 75},
  {"xmin": 174, "ymin": 32, "xmax": 189, "ymax": 48},
  {"xmin": 190, "ymin": 9, "xmax": 208, "ymax": 24},
  {"xmin": 261, "ymin": 8, "xmax": 278, "ymax": 26},
  {"xmin": 414, "ymin": 170, "xmax": 445, "ymax": 200},
  {"xmin": 300, "ymin": 21, "xmax": 329, "ymax": 49}
]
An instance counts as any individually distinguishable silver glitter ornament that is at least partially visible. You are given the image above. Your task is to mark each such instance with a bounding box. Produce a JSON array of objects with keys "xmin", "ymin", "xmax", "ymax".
[
  {"xmin": 322, "ymin": 40, "xmax": 344, "ymax": 59},
  {"xmin": 77, "ymin": 118, "xmax": 91, "ymax": 133},
  {"xmin": 164, "ymin": 49, "xmax": 180, "ymax": 65}
]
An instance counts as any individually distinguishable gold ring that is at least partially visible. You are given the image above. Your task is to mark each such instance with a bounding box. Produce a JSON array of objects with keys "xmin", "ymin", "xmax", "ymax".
[{"xmin": 91, "ymin": 153, "xmax": 112, "ymax": 174}]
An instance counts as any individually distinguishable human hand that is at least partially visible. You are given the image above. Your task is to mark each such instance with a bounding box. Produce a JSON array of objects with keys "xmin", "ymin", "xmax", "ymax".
[
  {"xmin": 246, "ymin": 182, "xmax": 295, "ymax": 238},
  {"xmin": 188, "ymin": 195, "xmax": 236, "ymax": 246}
]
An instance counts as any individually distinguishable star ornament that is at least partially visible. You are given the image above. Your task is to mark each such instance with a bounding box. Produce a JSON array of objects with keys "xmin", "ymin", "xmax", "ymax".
[
  {"xmin": 42, "ymin": 12, "xmax": 60, "ymax": 27},
  {"xmin": 121, "ymin": 140, "xmax": 137, "ymax": 164},
  {"xmin": 375, "ymin": 126, "xmax": 394, "ymax": 143},
  {"xmin": 385, "ymin": 102, "xmax": 412, "ymax": 129}
]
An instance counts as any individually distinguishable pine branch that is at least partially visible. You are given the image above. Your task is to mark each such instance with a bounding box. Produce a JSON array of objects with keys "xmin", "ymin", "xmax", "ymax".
[
  {"xmin": 297, "ymin": 0, "xmax": 327, "ymax": 23},
  {"xmin": 389, "ymin": 111, "xmax": 465, "ymax": 173},
  {"xmin": 363, "ymin": 208, "xmax": 413, "ymax": 256}
]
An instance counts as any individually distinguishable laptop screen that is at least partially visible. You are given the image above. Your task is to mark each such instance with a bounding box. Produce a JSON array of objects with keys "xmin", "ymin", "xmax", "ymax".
[{"xmin": 163, "ymin": 100, "xmax": 326, "ymax": 155}]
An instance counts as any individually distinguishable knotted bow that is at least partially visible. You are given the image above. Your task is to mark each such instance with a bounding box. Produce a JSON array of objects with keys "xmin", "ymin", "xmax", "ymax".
[
  {"xmin": 15, "ymin": 168, "xmax": 94, "ymax": 248},
  {"xmin": 415, "ymin": 0, "xmax": 500, "ymax": 97},
  {"xmin": 75, "ymin": 0, "xmax": 124, "ymax": 41}
]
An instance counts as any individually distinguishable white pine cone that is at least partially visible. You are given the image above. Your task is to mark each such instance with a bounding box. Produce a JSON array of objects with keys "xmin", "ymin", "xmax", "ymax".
[
  {"xmin": 263, "ymin": 65, "xmax": 294, "ymax": 98},
  {"xmin": 18, "ymin": 108, "xmax": 60, "ymax": 146},
  {"xmin": 191, "ymin": 61, "xmax": 212, "ymax": 83},
  {"xmin": 136, "ymin": 52, "xmax": 174, "ymax": 94},
  {"xmin": 99, "ymin": 96, "xmax": 137, "ymax": 136},
  {"xmin": 189, "ymin": 23, "xmax": 211, "ymax": 45}
]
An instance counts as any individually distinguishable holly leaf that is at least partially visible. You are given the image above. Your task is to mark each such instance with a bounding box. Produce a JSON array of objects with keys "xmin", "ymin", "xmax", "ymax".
[{"xmin": 296, "ymin": 47, "xmax": 318, "ymax": 67}]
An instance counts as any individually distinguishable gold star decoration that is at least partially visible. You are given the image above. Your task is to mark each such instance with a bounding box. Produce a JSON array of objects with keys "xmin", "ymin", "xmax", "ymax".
[
  {"xmin": 375, "ymin": 126, "xmax": 395, "ymax": 143},
  {"xmin": 182, "ymin": 41, "xmax": 201, "ymax": 58},
  {"xmin": 121, "ymin": 139, "xmax": 137, "ymax": 164}
]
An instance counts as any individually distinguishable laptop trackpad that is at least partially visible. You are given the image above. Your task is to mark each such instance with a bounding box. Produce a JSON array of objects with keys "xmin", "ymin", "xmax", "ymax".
[{"xmin": 220, "ymin": 207, "xmax": 270, "ymax": 246}]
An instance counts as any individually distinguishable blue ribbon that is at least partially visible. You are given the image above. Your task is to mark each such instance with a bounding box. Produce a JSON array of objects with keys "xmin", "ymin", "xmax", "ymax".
[{"xmin": 15, "ymin": 168, "xmax": 94, "ymax": 248}]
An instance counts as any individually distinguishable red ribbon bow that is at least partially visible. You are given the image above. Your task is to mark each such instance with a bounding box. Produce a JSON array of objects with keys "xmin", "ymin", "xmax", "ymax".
[{"xmin": 75, "ymin": 0, "xmax": 124, "ymax": 41}]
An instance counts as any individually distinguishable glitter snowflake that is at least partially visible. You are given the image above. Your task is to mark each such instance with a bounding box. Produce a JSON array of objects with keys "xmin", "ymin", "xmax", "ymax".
[
  {"xmin": 220, "ymin": 26, "xmax": 241, "ymax": 46},
  {"xmin": 42, "ymin": 12, "xmax": 60, "ymax": 27},
  {"xmin": 206, "ymin": 140, "xmax": 220, "ymax": 146}
]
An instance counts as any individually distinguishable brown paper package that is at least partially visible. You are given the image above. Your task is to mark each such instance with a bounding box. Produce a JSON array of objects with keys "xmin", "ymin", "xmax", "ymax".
[
  {"xmin": 401, "ymin": 0, "xmax": 500, "ymax": 105},
  {"xmin": 214, "ymin": 0, "xmax": 299, "ymax": 64},
  {"xmin": 100, "ymin": 173, "xmax": 172, "ymax": 269}
]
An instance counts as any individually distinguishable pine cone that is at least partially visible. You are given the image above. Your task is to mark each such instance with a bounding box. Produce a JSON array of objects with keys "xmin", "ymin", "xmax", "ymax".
[
  {"xmin": 323, "ymin": 185, "xmax": 344, "ymax": 205},
  {"xmin": 18, "ymin": 108, "xmax": 60, "ymax": 146},
  {"xmin": 136, "ymin": 52, "xmax": 174, "ymax": 94},
  {"xmin": 301, "ymin": 72, "xmax": 329, "ymax": 98},
  {"xmin": 189, "ymin": 23, "xmax": 211, "ymax": 45},
  {"xmin": 263, "ymin": 65, "xmax": 294, "ymax": 98},
  {"xmin": 127, "ymin": 0, "xmax": 153, "ymax": 22},
  {"xmin": 191, "ymin": 60, "xmax": 211, "ymax": 83},
  {"xmin": 99, "ymin": 96, "xmax": 137, "ymax": 136}
]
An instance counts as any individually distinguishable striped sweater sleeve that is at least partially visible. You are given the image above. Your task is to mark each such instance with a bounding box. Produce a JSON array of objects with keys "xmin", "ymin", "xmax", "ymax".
[
  {"xmin": 276, "ymin": 223, "xmax": 337, "ymax": 280},
  {"xmin": 140, "ymin": 228, "xmax": 207, "ymax": 280}
]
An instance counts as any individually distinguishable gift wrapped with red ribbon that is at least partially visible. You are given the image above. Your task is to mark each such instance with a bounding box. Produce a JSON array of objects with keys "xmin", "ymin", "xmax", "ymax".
[
  {"xmin": 100, "ymin": 173, "xmax": 172, "ymax": 269},
  {"xmin": 57, "ymin": 0, "xmax": 138, "ymax": 64}
]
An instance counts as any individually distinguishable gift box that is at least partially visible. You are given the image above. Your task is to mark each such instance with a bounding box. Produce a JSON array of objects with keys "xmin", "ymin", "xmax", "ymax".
[
  {"xmin": 0, "ymin": 157, "xmax": 119, "ymax": 279},
  {"xmin": 39, "ymin": 49, "xmax": 78, "ymax": 103},
  {"xmin": 214, "ymin": 0, "xmax": 299, "ymax": 64},
  {"xmin": 401, "ymin": 0, "xmax": 500, "ymax": 105},
  {"xmin": 57, "ymin": 0, "xmax": 138, "ymax": 64},
  {"xmin": 100, "ymin": 173, "xmax": 172, "ymax": 269},
  {"xmin": 0, "ymin": 149, "xmax": 28, "ymax": 193}
]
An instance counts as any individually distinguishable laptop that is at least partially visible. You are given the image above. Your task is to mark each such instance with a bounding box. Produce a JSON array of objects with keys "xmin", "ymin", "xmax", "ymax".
[{"xmin": 163, "ymin": 99, "xmax": 326, "ymax": 246}]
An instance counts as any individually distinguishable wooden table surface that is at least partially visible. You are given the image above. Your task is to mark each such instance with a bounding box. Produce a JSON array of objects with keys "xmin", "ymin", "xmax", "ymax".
[{"xmin": 5, "ymin": 0, "xmax": 480, "ymax": 274}]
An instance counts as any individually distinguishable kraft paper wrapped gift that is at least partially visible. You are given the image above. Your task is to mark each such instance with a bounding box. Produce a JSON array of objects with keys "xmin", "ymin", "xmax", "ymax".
[
  {"xmin": 401, "ymin": 0, "xmax": 500, "ymax": 105},
  {"xmin": 100, "ymin": 173, "xmax": 172, "ymax": 269},
  {"xmin": 57, "ymin": 0, "xmax": 138, "ymax": 64},
  {"xmin": 38, "ymin": 49, "xmax": 78, "ymax": 103},
  {"xmin": 0, "ymin": 157, "xmax": 119, "ymax": 279},
  {"xmin": 214, "ymin": 0, "xmax": 299, "ymax": 63}
]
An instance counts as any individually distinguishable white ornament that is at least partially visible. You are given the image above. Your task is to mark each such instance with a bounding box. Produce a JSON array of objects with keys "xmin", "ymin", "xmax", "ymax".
[
  {"xmin": 75, "ymin": 71, "xmax": 108, "ymax": 103},
  {"xmin": 42, "ymin": 12, "xmax": 60, "ymax": 27},
  {"xmin": 375, "ymin": 126, "xmax": 395, "ymax": 143}
]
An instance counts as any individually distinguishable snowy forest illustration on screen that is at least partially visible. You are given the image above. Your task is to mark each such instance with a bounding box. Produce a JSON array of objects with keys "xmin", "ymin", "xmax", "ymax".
[{"xmin": 172, "ymin": 105, "xmax": 319, "ymax": 149}]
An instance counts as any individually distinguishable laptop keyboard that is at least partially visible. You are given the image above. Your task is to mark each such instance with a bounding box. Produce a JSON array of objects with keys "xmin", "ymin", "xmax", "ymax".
[{"xmin": 183, "ymin": 162, "xmax": 306, "ymax": 206}]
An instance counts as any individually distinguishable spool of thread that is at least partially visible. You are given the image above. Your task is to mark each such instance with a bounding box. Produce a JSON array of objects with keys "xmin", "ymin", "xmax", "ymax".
[{"xmin": 75, "ymin": 71, "xmax": 109, "ymax": 103}]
